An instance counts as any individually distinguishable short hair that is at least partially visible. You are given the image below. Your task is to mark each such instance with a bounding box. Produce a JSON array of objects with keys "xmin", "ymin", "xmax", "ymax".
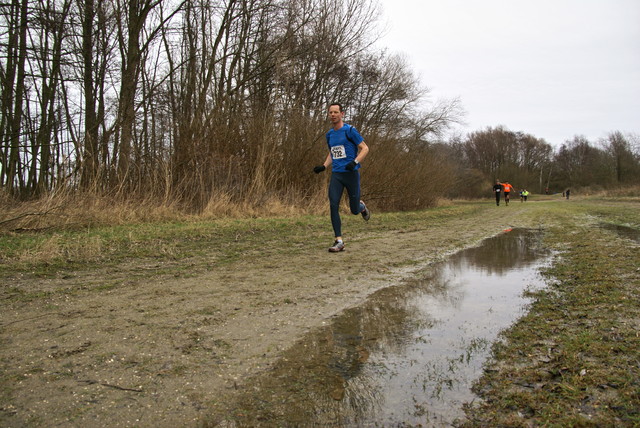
[{"xmin": 329, "ymin": 102, "xmax": 344, "ymax": 112}]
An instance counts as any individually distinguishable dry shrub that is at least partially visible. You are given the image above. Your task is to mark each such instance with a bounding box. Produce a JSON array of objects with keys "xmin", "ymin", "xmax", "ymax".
[
  {"xmin": 601, "ymin": 184, "xmax": 640, "ymax": 197},
  {"xmin": 1, "ymin": 189, "xmax": 72, "ymax": 231},
  {"xmin": 364, "ymin": 137, "xmax": 455, "ymax": 211},
  {"xmin": 574, "ymin": 185, "xmax": 606, "ymax": 196},
  {"xmin": 0, "ymin": 184, "xmax": 331, "ymax": 233},
  {"xmin": 200, "ymin": 183, "xmax": 327, "ymax": 219},
  {"xmin": 0, "ymin": 188, "xmax": 187, "ymax": 232},
  {"xmin": 560, "ymin": 184, "xmax": 640, "ymax": 199},
  {"xmin": 449, "ymin": 169, "xmax": 491, "ymax": 199}
]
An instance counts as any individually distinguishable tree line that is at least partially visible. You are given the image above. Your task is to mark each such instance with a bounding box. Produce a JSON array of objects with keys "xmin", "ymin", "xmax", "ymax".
[
  {"xmin": 447, "ymin": 127, "xmax": 640, "ymax": 198},
  {"xmin": 1, "ymin": 0, "xmax": 638, "ymax": 212}
]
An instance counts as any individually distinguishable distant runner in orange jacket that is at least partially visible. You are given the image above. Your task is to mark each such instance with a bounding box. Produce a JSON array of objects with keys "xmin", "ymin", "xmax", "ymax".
[{"xmin": 502, "ymin": 182, "xmax": 514, "ymax": 205}]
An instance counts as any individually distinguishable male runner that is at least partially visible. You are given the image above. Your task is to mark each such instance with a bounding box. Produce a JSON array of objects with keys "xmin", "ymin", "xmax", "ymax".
[
  {"xmin": 493, "ymin": 180, "xmax": 503, "ymax": 206},
  {"xmin": 314, "ymin": 103, "xmax": 370, "ymax": 252},
  {"xmin": 502, "ymin": 181, "xmax": 514, "ymax": 205}
]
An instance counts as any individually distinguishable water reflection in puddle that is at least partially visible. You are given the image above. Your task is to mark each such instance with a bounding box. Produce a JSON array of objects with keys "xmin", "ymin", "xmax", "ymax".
[{"xmin": 223, "ymin": 229, "xmax": 553, "ymax": 427}]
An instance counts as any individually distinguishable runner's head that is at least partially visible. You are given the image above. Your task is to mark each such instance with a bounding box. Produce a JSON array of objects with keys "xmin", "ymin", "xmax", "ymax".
[
  {"xmin": 329, "ymin": 102, "xmax": 344, "ymax": 112},
  {"xmin": 328, "ymin": 103, "xmax": 345, "ymax": 128}
]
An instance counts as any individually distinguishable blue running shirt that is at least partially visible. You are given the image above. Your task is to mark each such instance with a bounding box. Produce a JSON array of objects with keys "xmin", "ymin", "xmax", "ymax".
[{"xmin": 325, "ymin": 124, "xmax": 364, "ymax": 172}]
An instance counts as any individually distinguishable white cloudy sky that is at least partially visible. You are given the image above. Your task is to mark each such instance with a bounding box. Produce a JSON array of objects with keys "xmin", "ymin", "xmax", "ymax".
[{"xmin": 374, "ymin": 0, "xmax": 640, "ymax": 146}]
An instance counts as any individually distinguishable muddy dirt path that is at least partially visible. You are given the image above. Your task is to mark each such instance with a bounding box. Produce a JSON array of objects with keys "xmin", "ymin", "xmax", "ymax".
[{"xmin": 1, "ymin": 203, "xmax": 542, "ymax": 427}]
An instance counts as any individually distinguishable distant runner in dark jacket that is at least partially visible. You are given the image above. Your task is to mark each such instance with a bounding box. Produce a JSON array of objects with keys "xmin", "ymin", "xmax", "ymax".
[{"xmin": 493, "ymin": 180, "xmax": 503, "ymax": 206}]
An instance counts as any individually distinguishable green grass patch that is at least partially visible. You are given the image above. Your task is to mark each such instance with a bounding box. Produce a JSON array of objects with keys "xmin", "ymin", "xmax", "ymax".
[{"xmin": 0, "ymin": 203, "xmax": 486, "ymax": 279}]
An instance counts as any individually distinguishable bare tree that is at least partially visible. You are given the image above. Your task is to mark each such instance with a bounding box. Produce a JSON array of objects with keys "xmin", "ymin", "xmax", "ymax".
[
  {"xmin": 604, "ymin": 131, "xmax": 640, "ymax": 184},
  {"xmin": 1, "ymin": 0, "xmax": 30, "ymax": 194},
  {"xmin": 553, "ymin": 136, "xmax": 612, "ymax": 190},
  {"xmin": 25, "ymin": 0, "xmax": 74, "ymax": 196},
  {"xmin": 79, "ymin": 0, "xmax": 100, "ymax": 188}
]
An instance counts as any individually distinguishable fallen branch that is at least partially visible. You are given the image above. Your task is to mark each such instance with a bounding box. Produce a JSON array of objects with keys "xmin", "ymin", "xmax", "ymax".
[
  {"xmin": 77, "ymin": 379, "xmax": 143, "ymax": 393},
  {"xmin": 0, "ymin": 206, "xmax": 64, "ymax": 228}
]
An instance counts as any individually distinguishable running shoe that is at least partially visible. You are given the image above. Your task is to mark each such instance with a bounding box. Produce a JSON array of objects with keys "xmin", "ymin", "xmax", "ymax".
[
  {"xmin": 360, "ymin": 201, "xmax": 370, "ymax": 221},
  {"xmin": 328, "ymin": 240, "xmax": 345, "ymax": 252}
]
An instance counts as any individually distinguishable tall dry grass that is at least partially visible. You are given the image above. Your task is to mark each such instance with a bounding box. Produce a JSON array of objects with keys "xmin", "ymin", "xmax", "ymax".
[
  {"xmin": 0, "ymin": 185, "xmax": 331, "ymax": 232},
  {"xmin": 0, "ymin": 120, "xmax": 473, "ymax": 233},
  {"xmin": 595, "ymin": 184, "xmax": 640, "ymax": 198}
]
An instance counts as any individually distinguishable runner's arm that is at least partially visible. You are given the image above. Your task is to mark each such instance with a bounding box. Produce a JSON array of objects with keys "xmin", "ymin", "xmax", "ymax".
[
  {"xmin": 355, "ymin": 141, "xmax": 369, "ymax": 163},
  {"xmin": 323, "ymin": 153, "xmax": 332, "ymax": 168}
]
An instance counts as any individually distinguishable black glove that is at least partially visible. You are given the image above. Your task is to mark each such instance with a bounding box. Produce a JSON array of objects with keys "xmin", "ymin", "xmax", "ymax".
[
  {"xmin": 313, "ymin": 165, "xmax": 326, "ymax": 174},
  {"xmin": 346, "ymin": 160, "xmax": 357, "ymax": 171}
]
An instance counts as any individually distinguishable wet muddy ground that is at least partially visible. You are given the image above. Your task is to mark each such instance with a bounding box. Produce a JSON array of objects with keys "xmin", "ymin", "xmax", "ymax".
[
  {"xmin": 599, "ymin": 222, "xmax": 640, "ymax": 243},
  {"xmin": 2, "ymin": 199, "xmax": 638, "ymax": 427},
  {"xmin": 208, "ymin": 229, "xmax": 554, "ymax": 426}
]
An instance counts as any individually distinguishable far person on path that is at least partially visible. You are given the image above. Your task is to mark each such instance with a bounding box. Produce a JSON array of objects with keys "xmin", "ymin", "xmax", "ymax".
[
  {"xmin": 314, "ymin": 102, "xmax": 371, "ymax": 253},
  {"xmin": 522, "ymin": 189, "xmax": 529, "ymax": 201},
  {"xmin": 566, "ymin": 189, "xmax": 571, "ymax": 199},
  {"xmin": 502, "ymin": 181, "xmax": 514, "ymax": 205},
  {"xmin": 493, "ymin": 180, "xmax": 503, "ymax": 206},
  {"xmin": 519, "ymin": 189, "xmax": 525, "ymax": 202}
]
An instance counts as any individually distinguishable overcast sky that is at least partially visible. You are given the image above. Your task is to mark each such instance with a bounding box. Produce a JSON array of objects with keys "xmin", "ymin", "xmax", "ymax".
[{"xmin": 375, "ymin": 0, "xmax": 640, "ymax": 146}]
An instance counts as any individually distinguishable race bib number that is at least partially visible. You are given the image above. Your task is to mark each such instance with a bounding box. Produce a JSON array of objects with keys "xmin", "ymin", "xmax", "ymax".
[
  {"xmin": 331, "ymin": 145, "xmax": 347, "ymax": 159},
  {"xmin": 496, "ymin": 189, "xmax": 501, "ymax": 192}
]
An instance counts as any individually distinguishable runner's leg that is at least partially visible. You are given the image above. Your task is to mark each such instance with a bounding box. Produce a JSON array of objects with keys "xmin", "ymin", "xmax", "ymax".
[
  {"xmin": 329, "ymin": 173, "xmax": 345, "ymax": 238},
  {"xmin": 343, "ymin": 171, "xmax": 363, "ymax": 215}
]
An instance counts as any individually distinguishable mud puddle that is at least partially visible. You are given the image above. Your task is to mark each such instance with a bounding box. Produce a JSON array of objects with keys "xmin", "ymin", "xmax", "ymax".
[{"xmin": 216, "ymin": 229, "xmax": 552, "ymax": 427}]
